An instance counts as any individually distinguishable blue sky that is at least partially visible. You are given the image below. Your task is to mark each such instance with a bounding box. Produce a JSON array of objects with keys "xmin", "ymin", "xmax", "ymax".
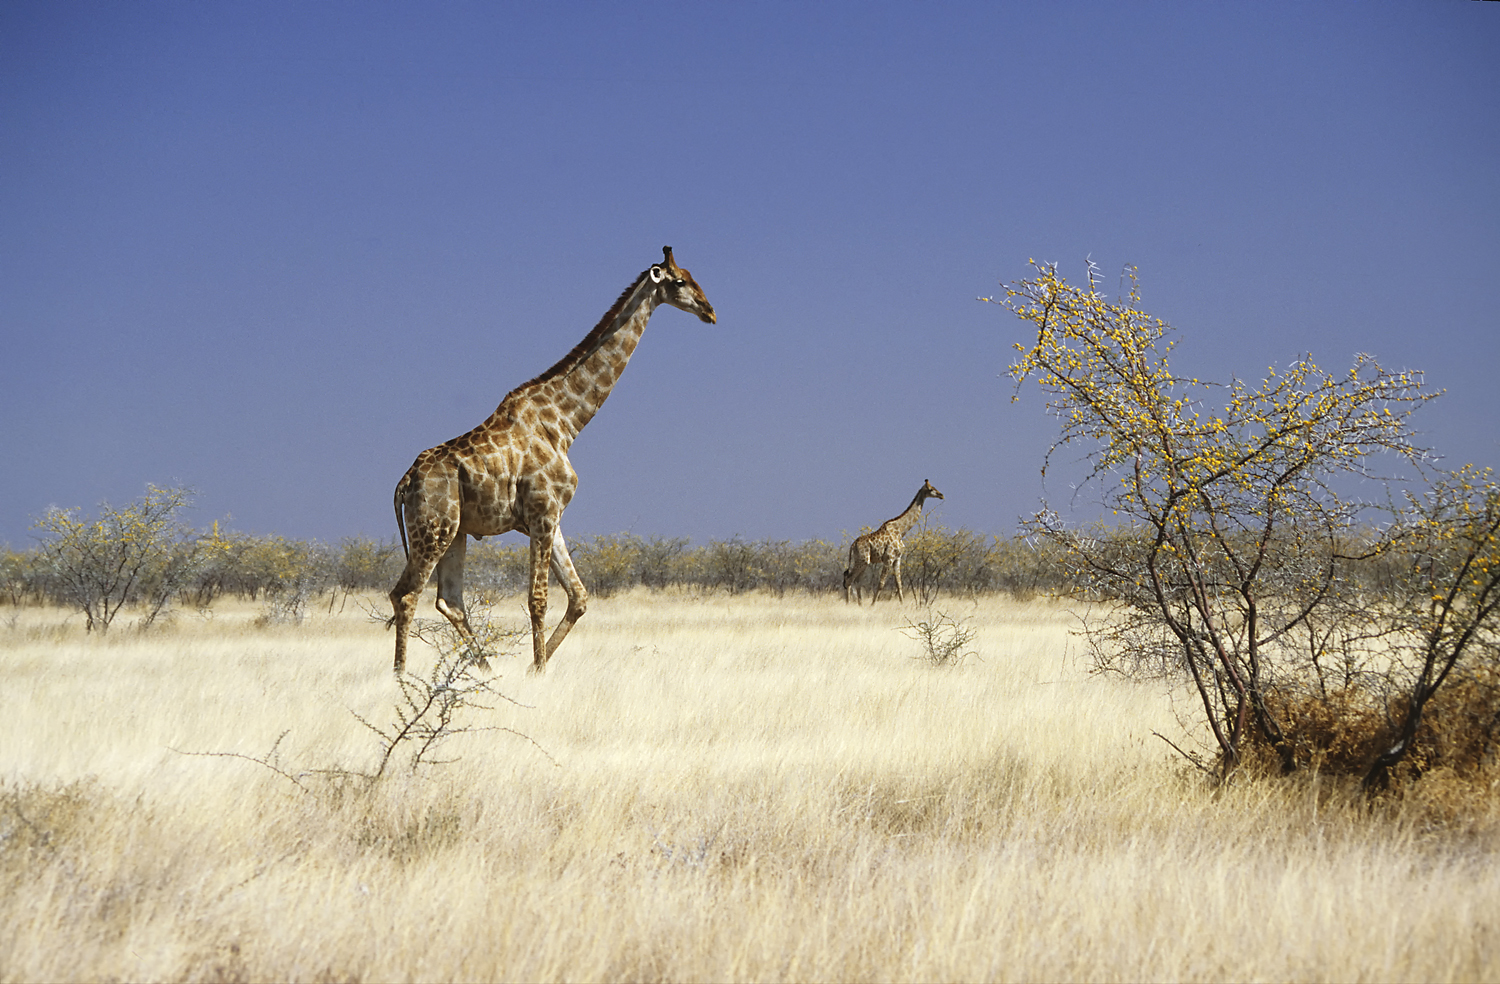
[{"xmin": 3, "ymin": 1, "xmax": 1497, "ymax": 549}]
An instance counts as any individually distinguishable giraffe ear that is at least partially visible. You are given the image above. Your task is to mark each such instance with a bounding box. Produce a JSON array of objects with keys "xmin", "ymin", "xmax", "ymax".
[{"xmin": 649, "ymin": 265, "xmax": 665, "ymax": 283}]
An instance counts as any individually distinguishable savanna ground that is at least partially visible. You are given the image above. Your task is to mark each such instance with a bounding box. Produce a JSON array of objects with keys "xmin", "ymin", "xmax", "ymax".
[{"xmin": 1, "ymin": 589, "xmax": 1496, "ymax": 983}]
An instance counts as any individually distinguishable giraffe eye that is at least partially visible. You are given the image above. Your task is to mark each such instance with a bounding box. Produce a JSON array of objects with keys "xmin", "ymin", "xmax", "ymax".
[{"xmin": 674, "ymin": 279, "xmax": 686, "ymax": 288}]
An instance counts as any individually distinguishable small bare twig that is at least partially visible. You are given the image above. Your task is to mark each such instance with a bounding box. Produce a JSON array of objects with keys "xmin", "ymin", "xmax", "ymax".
[
  {"xmin": 171, "ymin": 730, "xmax": 313, "ymax": 792},
  {"xmin": 1151, "ymin": 731, "xmax": 1213, "ymax": 774}
]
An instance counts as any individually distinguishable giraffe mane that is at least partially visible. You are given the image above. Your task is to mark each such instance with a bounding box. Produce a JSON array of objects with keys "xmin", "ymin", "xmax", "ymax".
[{"xmin": 506, "ymin": 267, "xmax": 653, "ymax": 398}]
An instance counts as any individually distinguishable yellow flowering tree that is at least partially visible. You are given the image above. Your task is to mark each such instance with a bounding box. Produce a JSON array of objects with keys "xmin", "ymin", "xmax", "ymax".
[
  {"xmin": 1366, "ymin": 466, "xmax": 1500, "ymax": 789},
  {"xmin": 32, "ymin": 485, "xmax": 204, "ymax": 631},
  {"xmin": 0, "ymin": 546, "xmax": 33, "ymax": 606},
  {"xmin": 992, "ymin": 260, "xmax": 1438, "ymax": 777},
  {"xmin": 237, "ymin": 534, "xmax": 332, "ymax": 622},
  {"xmin": 902, "ymin": 519, "xmax": 994, "ymax": 604}
]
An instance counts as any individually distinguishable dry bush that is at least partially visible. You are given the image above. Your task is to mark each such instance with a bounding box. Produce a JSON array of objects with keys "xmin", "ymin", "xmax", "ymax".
[
  {"xmin": 1249, "ymin": 664, "xmax": 1500, "ymax": 822},
  {"xmin": 902, "ymin": 608, "xmax": 978, "ymax": 667},
  {"xmin": 0, "ymin": 547, "xmax": 35, "ymax": 607},
  {"xmin": 570, "ymin": 533, "xmax": 643, "ymax": 598}
]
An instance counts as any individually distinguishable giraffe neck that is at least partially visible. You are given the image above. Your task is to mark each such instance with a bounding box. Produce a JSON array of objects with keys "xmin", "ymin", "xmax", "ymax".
[
  {"xmin": 501, "ymin": 270, "xmax": 660, "ymax": 449},
  {"xmin": 883, "ymin": 490, "xmax": 930, "ymax": 537}
]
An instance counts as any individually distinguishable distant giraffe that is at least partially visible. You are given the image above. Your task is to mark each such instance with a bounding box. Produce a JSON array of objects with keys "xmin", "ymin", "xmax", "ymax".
[
  {"xmin": 388, "ymin": 247, "xmax": 716, "ymax": 674},
  {"xmin": 843, "ymin": 479, "xmax": 945, "ymax": 604}
]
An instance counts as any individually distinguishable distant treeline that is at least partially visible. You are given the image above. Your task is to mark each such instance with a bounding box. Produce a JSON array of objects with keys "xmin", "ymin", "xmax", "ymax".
[
  {"xmin": 1, "ymin": 520, "xmax": 1075, "ymax": 618},
  {"xmin": 2, "ymin": 514, "xmax": 1438, "ymax": 623}
]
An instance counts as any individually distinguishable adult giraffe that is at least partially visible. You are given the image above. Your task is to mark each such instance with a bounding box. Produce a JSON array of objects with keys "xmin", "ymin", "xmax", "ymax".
[
  {"xmin": 389, "ymin": 247, "xmax": 716, "ymax": 674},
  {"xmin": 843, "ymin": 479, "xmax": 945, "ymax": 604}
]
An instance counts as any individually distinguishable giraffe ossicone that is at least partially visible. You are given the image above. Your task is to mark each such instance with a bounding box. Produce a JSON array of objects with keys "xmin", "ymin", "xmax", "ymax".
[
  {"xmin": 843, "ymin": 479, "xmax": 945, "ymax": 605},
  {"xmin": 388, "ymin": 247, "xmax": 716, "ymax": 674}
]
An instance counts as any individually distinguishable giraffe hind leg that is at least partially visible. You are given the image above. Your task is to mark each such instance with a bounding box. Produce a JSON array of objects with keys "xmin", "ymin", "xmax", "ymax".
[
  {"xmin": 434, "ymin": 535, "xmax": 488, "ymax": 671},
  {"xmin": 390, "ymin": 521, "xmax": 458, "ymax": 675},
  {"xmin": 390, "ymin": 552, "xmax": 440, "ymax": 675},
  {"xmin": 846, "ymin": 545, "xmax": 870, "ymax": 604},
  {"xmin": 843, "ymin": 559, "xmax": 861, "ymax": 604}
]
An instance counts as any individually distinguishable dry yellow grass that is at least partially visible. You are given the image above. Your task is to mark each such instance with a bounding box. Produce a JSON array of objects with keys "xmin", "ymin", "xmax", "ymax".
[{"xmin": 1, "ymin": 589, "xmax": 1496, "ymax": 982}]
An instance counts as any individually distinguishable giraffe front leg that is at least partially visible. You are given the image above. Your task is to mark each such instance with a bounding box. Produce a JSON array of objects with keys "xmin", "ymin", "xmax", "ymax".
[
  {"xmin": 541, "ymin": 525, "xmax": 588, "ymax": 665},
  {"xmin": 872, "ymin": 564, "xmax": 889, "ymax": 605},
  {"xmin": 527, "ymin": 530, "xmax": 551, "ymax": 673},
  {"xmin": 892, "ymin": 557, "xmax": 905, "ymax": 603}
]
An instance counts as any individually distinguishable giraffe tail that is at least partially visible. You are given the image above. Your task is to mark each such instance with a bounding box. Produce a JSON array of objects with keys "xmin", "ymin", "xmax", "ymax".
[{"xmin": 393, "ymin": 470, "xmax": 413, "ymax": 559}]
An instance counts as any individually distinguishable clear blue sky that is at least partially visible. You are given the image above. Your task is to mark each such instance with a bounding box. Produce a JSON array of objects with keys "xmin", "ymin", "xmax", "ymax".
[{"xmin": 3, "ymin": 1, "xmax": 1497, "ymax": 549}]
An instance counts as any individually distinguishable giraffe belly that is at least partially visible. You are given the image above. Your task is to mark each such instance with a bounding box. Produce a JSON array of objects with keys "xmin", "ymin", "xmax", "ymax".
[
  {"xmin": 460, "ymin": 499, "xmax": 516, "ymax": 538},
  {"xmin": 458, "ymin": 473, "xmax": 519, "ymax": 537}
]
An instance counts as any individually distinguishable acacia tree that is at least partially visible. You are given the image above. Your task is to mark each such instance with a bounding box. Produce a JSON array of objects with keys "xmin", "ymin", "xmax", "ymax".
[
  {"xmin": 0, "ymin": 547, "xmax": 32, "ymax": 606},
  {"xmin": 32, "ymin": 485, "xmax": 204, "ymax": 632},
  {"xmin": 903, "ymin": 518, "xmax": 994, "ymax": 604},
  {"xmin": 990, "ymin": 260, "xmax": 1437, "ymax": 777},
  {"xmin": 1366, "ymin": 466, "xmax": 1500, "ymax": 789}
]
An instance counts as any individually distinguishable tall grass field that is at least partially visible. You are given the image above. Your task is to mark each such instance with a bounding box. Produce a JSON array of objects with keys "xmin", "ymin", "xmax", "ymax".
[{"xmin": 2, "ymin": 590, "xmax": 1496, "ymax": 982}]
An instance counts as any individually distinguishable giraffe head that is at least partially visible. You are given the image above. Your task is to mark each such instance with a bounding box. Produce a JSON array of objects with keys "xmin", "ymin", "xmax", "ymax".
[
  {"xmin": 919, "ymin": 479, "xmax": 945, "ymax": 502},
  {"xmin": 650, "ymin": 246, "xmax": 716, "ymax": 324}
]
